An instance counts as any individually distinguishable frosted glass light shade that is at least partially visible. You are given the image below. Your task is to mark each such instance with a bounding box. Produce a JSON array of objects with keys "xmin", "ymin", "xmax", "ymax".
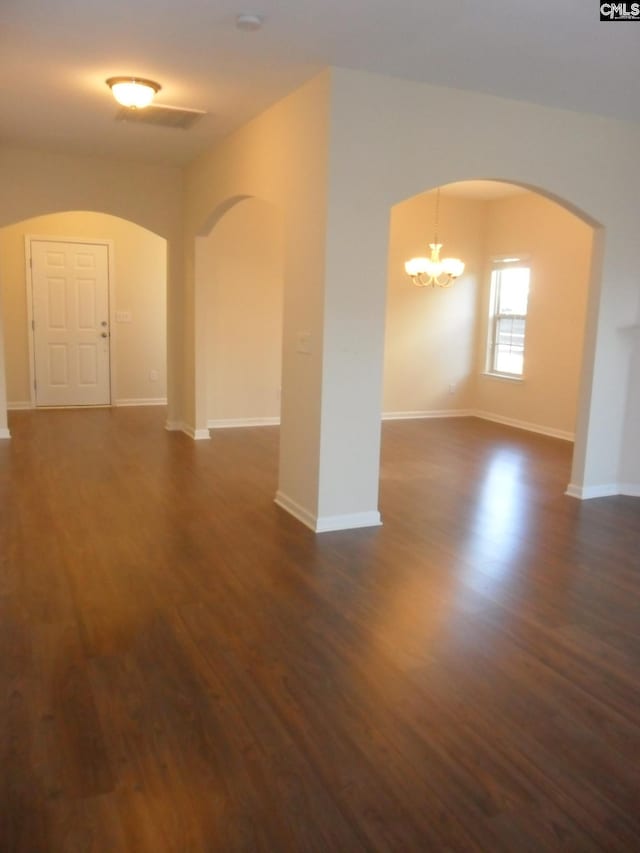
[
  {"xmin": 107, "ymin": 77, "xmax": 161, "ymax": 109},
  {"xmin": 442, "ymin": 257, "xmax": 465, "ymax": 277},
  {"xmin": 405, "ymin": 257, "xmax": 430, "ymax": 276}
]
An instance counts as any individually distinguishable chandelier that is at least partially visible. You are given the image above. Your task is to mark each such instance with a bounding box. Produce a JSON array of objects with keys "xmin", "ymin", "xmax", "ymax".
[{"xmin": 404, "ymin": 188, "xmax": 465, "ymax": 288}]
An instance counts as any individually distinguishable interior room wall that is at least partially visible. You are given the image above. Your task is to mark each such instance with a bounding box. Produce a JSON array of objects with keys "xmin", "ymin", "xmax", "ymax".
[
  {"xmin": 620, "ymin": 324, "xmax": 640, "ymax": 492},
  {"xmin": 0, "ymin": 146, "xmax": 182, "ymax": 426},
  {"xmin": 0, "ymin": 211, "xmax": 167, "ymax": 406},
  {"xmin": 185, "ymin": 71, "xmax": 332, "ymax": 518},
  {"xmin": 203, "ymin": 197, "xmax": 283, "ymax": 425},
  {"xmin": 324, "ymin": 66, "xmax": 640, "ymax": 499},
  {"xmin": 383, "ymin": 192, "xmax": 486, "ymax": 415},
  {"xmin": 383, "ymin": 188, "xmax": 592, "ymax": 439},
  {"xmin": 0, "ymin": 294, "xmax": 8, "ymax": 436},
  {"xmin": 474, "ymin": 192, "xmax": 593, "ymax": 437}
]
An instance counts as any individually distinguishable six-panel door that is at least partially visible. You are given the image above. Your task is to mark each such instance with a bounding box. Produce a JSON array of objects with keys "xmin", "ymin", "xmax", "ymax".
[{"xmin": 31, "ymin": 240, "xmax": 111, "ymax": 406}]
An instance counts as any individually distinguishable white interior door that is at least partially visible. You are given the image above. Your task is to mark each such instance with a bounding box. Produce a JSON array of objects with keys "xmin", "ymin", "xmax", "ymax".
[{"xmin": 31, "ymin": 240, "xmax": 111, "ymax": 406}]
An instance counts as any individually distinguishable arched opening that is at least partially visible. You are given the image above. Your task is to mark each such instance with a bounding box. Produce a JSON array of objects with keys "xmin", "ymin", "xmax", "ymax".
[
  {"xmin": 381, "ymin": 177, "xmax": 602, "ymax": 519},
  {"xmin": 0, "ymin": 210, "xmax": 167, "ymax": 430},
  {"xmin": 193, "ymin": 195, "xmax": 284, "ymax": 437}
]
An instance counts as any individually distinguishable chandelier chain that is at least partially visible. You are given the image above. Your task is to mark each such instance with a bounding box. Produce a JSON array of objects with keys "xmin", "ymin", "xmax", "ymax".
[{"xmin": 403, "ymin": 185, "xmax": 465, "ymax": 288}]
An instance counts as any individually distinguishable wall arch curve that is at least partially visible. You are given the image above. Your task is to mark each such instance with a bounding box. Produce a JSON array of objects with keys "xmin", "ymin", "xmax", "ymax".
[
  {"xmin": 0, "ymin": 208, "xmax": 169, "ymax": 428},
  {"xmin": 384, "ymin": 175, "xmax": 606, "ymax": 492}
]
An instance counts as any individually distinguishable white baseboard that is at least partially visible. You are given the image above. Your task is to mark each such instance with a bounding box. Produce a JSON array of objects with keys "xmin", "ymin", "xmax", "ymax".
[
  {"xmin": 382, "ymin": 408, "xmax": 573, "ymax": 441},
  {"xmin": 165, "ymin": 420, "xmax": 210, "ymax": 440},
  {"xmin": 10, "ymin": 399, "xmax": 169, "ymax": 410},
  {"xmin": 275, "ymin": 491, "xmax": 382, "ymax": 533},
  {"xmin": 192, "ymin": 428, "xmax": 212, "ymax": 440},
  {"xmin": 382, "ymin": 408, "xmax": 473, "ymax": 421},
  {"xmin": 472, "ymin": 410, "xmax": 574, "ymax": 442},
  {"xmin": 274, "ymin": 491, "xmax": 317, "ymax": 531},
  {"xmin": 208, "ymin": 416, "xmax": 280, "ymax": 429},
  {"xmin": 0, "ymin": 427, "xmax": 11, "ymax": 439},
  {"xmin": 315, "ymin": 510, "xmax": 382, "ymax": 533},
  {"xmin": 565, "ymin": 482, "xmax": 640, "ymax": 499},
  {"xmin": 565, "ymin": 483, "xmax": 616, "ymax": 499},
  {"xmin": 114, "ymin": 397, "xmax": 167, "ymax": 407}
]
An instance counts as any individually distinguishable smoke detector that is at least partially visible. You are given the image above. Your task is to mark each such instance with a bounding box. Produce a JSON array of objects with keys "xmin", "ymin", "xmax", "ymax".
[{"xmin": 236, "ymin": 13, "xmax": 263, "ymax": 31}]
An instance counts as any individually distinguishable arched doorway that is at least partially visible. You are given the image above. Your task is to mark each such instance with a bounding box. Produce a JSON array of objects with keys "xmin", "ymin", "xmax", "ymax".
[
  {"xmin": 384, "ymin": 179, "xmax": 599, "ymax": 448},
  {"xmin": 0, "ymin": 210, "xmax": 168, "ymax": 431},
  {"xmin": 380, "ymin": 177, "xmax": 603, "ymax": 508}
]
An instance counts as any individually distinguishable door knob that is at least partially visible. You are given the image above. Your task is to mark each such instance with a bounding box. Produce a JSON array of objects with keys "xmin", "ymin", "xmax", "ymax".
[{"xmin": 101, "ymin": 332, "xmax": 109, "ymax": 338}]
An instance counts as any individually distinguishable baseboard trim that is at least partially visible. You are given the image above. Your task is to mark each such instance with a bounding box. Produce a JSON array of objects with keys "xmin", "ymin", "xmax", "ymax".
[
  {"xmin": 0, "ymin": 427, "xmax": 11, "ymax": 439},
  {"xmin": 565, "ymin": 482, "xmax": 640, "ymax": 499},
  {"xmin": 275, "ymin": 491, "xmax": 382, "ymax": 533},
  {"xmin": 315, "ymin": 510, "xmax": 382, "ymax": 533},
  {"xmin": 114, "ymin": 398, "xmax": 167, "ymax": 407},
  {"xmin": 382, "ymin": 408, "xmax": 574, "ymax": 441},
  {"xmin": 208, "ymin": 416, "xmax": 280, "ymax": 429},
  {"xmin": 7, "ymin": 401, "xmax": 34, "ymax": 410},
  {"xmin": 472, "ymin": 410, "xmax": 574, "ymax": 442},
  {"xmin": 274, "ymin": 491, "xmax": 317, "ymax": 531},
  {"xmin": 165, "ymin": 421, "xmax": 210, "ymax": 440},
  {"xmin": 382, "ymin": 409, "xmax": 473, "ymax": 421}
]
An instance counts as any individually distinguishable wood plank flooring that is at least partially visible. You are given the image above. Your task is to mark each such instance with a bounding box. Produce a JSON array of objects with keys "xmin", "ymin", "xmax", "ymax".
[{"xmin": 1, "ymin": 408, "xmax": 639, "ymax": 851}]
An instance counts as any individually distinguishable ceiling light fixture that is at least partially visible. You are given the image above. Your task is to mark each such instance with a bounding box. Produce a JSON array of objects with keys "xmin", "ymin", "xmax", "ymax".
[
  {"xmin": 404, "ymin": 188, "xmax": 465, "ymax": 288},
  {"xmin": 106, "ymin": 77, "xmax": 161, "ymax": 109}
]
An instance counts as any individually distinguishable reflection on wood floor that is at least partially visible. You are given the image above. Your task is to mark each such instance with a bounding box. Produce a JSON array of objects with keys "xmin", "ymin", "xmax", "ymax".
[{"xmin": 1, "ymin": 408, "xmax": 639, "ymax": 851}]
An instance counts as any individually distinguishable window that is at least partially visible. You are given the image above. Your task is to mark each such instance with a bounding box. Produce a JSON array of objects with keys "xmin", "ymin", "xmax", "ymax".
[{"xmin": 486, "ymin": 259, "xmax": 530, "ymax": 378}]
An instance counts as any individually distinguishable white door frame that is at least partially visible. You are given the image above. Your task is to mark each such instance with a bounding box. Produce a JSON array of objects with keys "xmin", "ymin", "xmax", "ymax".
[{"xmin": 25, "ymin": 235, "xmax": 117, "ymax": 407}]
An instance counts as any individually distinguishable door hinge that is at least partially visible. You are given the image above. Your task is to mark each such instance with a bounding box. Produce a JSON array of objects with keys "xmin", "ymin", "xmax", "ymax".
[
  {"xmin": 29, "ymin": 256, "xmax": 32, "ymax": 269},
  {"xmin": 32, "ymin": 319, "xmax": 35, "ymax": 331}
]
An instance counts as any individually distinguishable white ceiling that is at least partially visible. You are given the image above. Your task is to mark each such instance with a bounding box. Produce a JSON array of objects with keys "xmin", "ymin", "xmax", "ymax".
[{"xmin": 3, "ymin": 0, "xmax": 639, "ymax": 166}]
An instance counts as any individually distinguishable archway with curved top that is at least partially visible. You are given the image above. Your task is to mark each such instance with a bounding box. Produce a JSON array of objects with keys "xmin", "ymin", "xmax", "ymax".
[
  {"xmin": 0, "ymin": 209, "xmax": 169, "ymax": 433},
  {"xmin": 192, "ymin": 194, "xmax": 284, "ymax": 439},
  {"xmin": 382, "ymin": 177, "xmax": 603, "ymax": 494}
]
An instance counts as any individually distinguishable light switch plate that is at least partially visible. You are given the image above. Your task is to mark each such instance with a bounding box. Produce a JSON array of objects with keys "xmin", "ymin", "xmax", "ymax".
[{"xmin": 115, "ymin": 310, "xmax": 132, "ymax": 323}]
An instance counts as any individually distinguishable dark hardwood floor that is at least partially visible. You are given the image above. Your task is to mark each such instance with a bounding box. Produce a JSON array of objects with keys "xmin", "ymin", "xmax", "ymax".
[{"xmin": 1, "ymin": 408, "xmax": 639, "ymax": 852}]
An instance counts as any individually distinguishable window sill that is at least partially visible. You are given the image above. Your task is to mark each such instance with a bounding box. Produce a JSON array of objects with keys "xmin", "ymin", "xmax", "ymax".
[{"xmin": 482, "ymin": 372, "xmax": 525, "ymax": 383}]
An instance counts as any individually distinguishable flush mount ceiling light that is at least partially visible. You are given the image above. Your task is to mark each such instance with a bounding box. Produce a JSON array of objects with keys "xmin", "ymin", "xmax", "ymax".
[
  {"xmin": 404, "ymin": 188, "xmax": 465, "ymax": 288},
  {"xmin": 106, "ymin": 77, "xmax": 161, "ymax": 109}
]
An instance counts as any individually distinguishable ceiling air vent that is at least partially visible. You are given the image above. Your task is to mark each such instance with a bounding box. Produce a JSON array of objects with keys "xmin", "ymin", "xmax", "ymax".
[{"xmin": 115, "ymin": 104, "xmax": 205, "ymax": 130}]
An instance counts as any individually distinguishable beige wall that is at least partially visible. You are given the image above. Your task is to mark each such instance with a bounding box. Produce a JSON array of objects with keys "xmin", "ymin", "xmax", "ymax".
[
  {"xmin": 186, "ymin": 71, "xmax": 331, "ymax": 517},
  {"xmin": 0, "ymin": 146, "xmax": 182, "ymax": 425},
  {"xmin": 325, "ymin": 67, "xmax": 640, "ymax": 500},
  {"xmin": 185, "ymin": 65, "xmax": 640, "ymax": 525},
  {"xmin": 474, "ymin": 192, "xmax": 593, "ymax": 436},
  {"xmin": 2, "ymin": 67, "xmax": 638, "ymax": 504},
  {"xmin": 203, "ymin": 197, "xmax": 283, "ymax": 423},
  {"xmin": 0, "ymin": 211, "xmax": 167, "ymax": 405},
  {"xmin": 383, "ymin": 189, "xmax": 593, "ymax": 438},
  {"xmin": 384, "ymin": 192, "xmax": 486, "ymax": 414}
]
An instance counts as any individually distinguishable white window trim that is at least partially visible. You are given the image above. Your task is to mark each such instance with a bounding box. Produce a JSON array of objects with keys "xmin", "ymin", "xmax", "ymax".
[{"xmin": 484, "ymin": 255, "xmax": 530, "ymax": 381}]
